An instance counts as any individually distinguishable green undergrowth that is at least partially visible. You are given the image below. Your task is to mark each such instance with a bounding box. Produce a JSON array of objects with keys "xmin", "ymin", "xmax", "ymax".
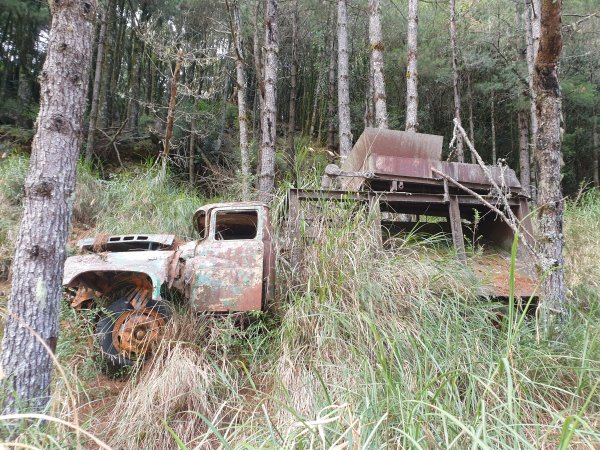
[{"xmin": 0, "ymin": 154, "xmax": 599, "ymax": 448}]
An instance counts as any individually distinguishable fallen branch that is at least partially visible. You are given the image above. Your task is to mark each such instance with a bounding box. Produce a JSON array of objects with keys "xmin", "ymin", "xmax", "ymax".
[
  {"xmin": 452, "ymin": 118, "xmax": 527, "ymax": 235},
  {"xmin": 432, "ymin": 167, "xmax": 538, "ymax": 259},
  {"xmin": 97, "ymin": 127, "xmax": 124, "ymax": 168}
]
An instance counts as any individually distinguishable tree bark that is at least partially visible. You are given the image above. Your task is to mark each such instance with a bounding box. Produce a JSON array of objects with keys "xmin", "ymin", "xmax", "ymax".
[
  {"xmin": 309, "ymin": 72, "xmax": 322, "ymax": 138},
  {"xmin": 534, "ymin": 0, "xmax": 565, "ymax": 320},
  {"xmin": 491, "ymin": 90, "xmax": 496, "ymax": 164},
  {"xmin": 337, "ymin": 0, "xmax": 352, "ymax": 158},
  {"xmin": 405, "ymin": 0, "xmax": 418, "ymax": 132},
  {"xmin": 85, "ymin": 4, "xmax": 108, "ymax": 162},
  {"xmin": 227, "ymin": 0, "xmax": 251, "ymax": 199},
  {"xmin": 1, "ymin": 0, "xmax": 95, "ymax": 414},
  {"xmin": 327, "ymin": 32, "xmax": 337, "ymax": 154},
  {"xmin": 368, "ymin": 0, "xmax": 388, "ymax": 128},
  {"xmin": 160, "ymin": 49, "xmax": 183, "ymax": 177},
  {"xmin": 449, "ymin": 0, "xmax": 464, "ymax": 162},
  {"xmin": 286, "ymin": 0, "xmax": 299, "ymax": 169},
  {"xmin": 467, "ymin": 72, "xmax": 475, "ymax": 156},
  {"xmin": 518, "ymin": 110, "xmax": 531, "ymax": 195},
  {"xmin": 189, "ymin": 118, "xmax": 196, "ymax": 187},
  {"xmin": 258, "ymin": 0, "xmax": 278, "ymax": 202},
  {"xmin": 593, "ymin": 115, "xmax": 599, "ymax": 189},
  {"xmin": 525, "ymin": 0, "xmax": 541, "ymax": 200}
]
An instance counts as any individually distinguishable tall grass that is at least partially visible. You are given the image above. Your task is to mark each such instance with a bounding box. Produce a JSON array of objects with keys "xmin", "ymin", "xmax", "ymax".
[
  {"xmin": 95, "ymin": 195, "xmax": 599, "ymax": 449},
  {"xmin": 1, "ymin": 153, "xmax": 599, "ymax": 448}
]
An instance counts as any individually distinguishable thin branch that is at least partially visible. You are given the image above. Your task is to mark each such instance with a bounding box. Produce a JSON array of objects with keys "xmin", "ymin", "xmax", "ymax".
[{"xmin": 431, "ymin": 167, "xmax": 538, "ymax": 259}]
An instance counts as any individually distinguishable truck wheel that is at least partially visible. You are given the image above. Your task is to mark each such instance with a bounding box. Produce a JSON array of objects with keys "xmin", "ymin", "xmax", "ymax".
[{"xmin": 95, "ymin": 297, "xmax": 170, "ymax": 372}]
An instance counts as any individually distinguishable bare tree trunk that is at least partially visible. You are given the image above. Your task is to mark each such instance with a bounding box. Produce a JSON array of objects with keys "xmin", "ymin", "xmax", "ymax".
[
  {"xmin": 253, "ymin": 0, "xmax": 264, "ymax": 177},
  {"xmin": 214, "ymin": 66, "xmax": 232, "ymax": 153},
  {"xmin": 534, "ymin": 0, "xmax": 565, "ymax": 321},
  {"xmin": 467, "ymin": 72, "xmax": 475, "ymax": 151},
  {"xmin": 258, "ymin": 0, "xmax": 278, "ymax": 202},
  {"xmin": 327, "ymin": 34, "xmax": 337, "ymax": 153},
  {"xmin": 85, "ymin": 4, "xmax": 108, "ymax": 162},
  {"xmin": 1, "ymin": 0, "xmax": 95, "ymax": 414},
  {"xmin": 337, "ymin": 0, "xmax": 352, "ymax": 158},
  {"xmin": 525, "ymin": 0, "xmax": 541, "ymax": 200},
  {"xmin": 449, "ymin": 0, "xmax": 464, "ymax": 162},
  {"xmin": 16, "ymin": 53, "xmax": 33, "ymax": 128},
  {"xmin": 491, "ymin": 90, "xmax": 496, "ymax": 163},
  {"xmin": 99, "ymin": 0, "xmax": 116, "ymax": 128},
  {"xmin": 227, "ymin": 0, "xmax": 251, "ymax": 199},
  {"xmin": 364, "ymin": 69, "xmax": 374, "ymax": 129},
  {"xmin": 405, "ymin": 0, "xmax": 418, "ymax": 132},
  {"xmin": 309, "ymin": 73, "xmax": 322, "ymax": 138},
  {"xmin": 160, "ymin": 49, "xmax": 183, "ymax": 177},
  {"xmin": 189, "ymin": 118, "xmax": 196, "ymax": 187},
  {"xmin": 286, "ymin": 0, "xmax": 299, "ymax": 168},
  {"xmin": 518, "ymin": 110, "xmax": 531, "ymax": 195},
  {"xmin": 127, "ymin": 31, "xmax": 142, "ymax": 134},
  {"xmin": 593, "ymin": 115, "xmax": 599, "ymax": 189},
  {"xmin": 368, "ymin": 0, "xmax": 388, "ymax": 128}
]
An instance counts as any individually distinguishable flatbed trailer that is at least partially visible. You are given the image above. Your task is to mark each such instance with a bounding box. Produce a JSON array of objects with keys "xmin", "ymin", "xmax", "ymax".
[{"xmin": 287, "ymin": 128, "xmax": 537, "ymax": 300}]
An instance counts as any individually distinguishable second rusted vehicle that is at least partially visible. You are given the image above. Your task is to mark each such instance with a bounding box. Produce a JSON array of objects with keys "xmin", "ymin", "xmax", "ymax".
[{"xmin": 63, "ymin": 202, "xmax": 275, "ymax": 369}]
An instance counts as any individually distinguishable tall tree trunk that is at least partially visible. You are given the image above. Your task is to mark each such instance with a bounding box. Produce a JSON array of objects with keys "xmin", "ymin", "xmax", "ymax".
[
  {"xmin": 327, "ymin": 33, "xmax": 337, "ymax": 153},
  {"xmin": 286, "ymin": 0, "xmax": 298, "ymax": 168},
  {"xmin": 593, "ymin": 115, "xmax": 599, "ymax": 189},
  {"xmin": 449, "ymin": 0, "xmax": 464, "ymax": 162},
  {"xmin": 405, "ymin": 0, "xmax": 418, "ymax": 132},
  {"xmin": 99, "ymin": 0, "xmax": 116, "ymax": 128},
  {"xmin": 368, "ymin": 0, "xmax": 388, "ymax": 128},
  {"xmin": 127, "ymin": 31, "xmax": 142, "ymax": 134},
  {"xmin": 518, "ymin": 110, "xmax": 531, "ymax": 195},
  {"xmin": 309, "ymin": 72, "xmax": 322, "ymax": 138},
  {"xmin": 490, "ymin": 90, "xmax": 496, "ymax": 163},
  {"xmin": 227, "ymin": 0, "xmax": 251, "ymax": 199},
  {"xmin": 258, "ymin": 0, "xmax": 278, "ymax": 202},
  {"xmin": 214, "ymin": 65, "xmax": 232, "ymax": 153},
  {"xmin": 85, "ymin": 4, "xmax": 108, "ymax": 162},
  {"xmin": 525, "ymin": 0, "xmax": 541, "ymax": 200},
  {"xmin": 189, "ymin": 118, "xmax": 196, "ymax": 187},
  {"xmin": 467, "ymin": 72, "xmax": 475, "ymax": 157},
  {"xmin": 161, "ymin": 49, "xmax": 183, "ymax": 177},
  {"xmin": 1, "ymin": 0, "xmax": 95, "ymax": 413},
  {"xmin": 364, "ymin": 67, "xmax": 374, "ymax": 129},
  {"xmin": 253, "ymin": 0, "xmax": 264, "ymax": 177},
  {"xmin": 337, "ymin": 0, "xmax": 352, "ymax": 157},
  {"xmin": 534, "ymin": 0, "xmax": 565, "ymax": 321},
  {"xmin": 16, "ymin": 42, "xmax": 33, "ymax": 128}
]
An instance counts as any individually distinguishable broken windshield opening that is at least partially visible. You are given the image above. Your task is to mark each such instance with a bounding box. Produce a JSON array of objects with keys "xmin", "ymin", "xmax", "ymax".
[{"xmin": 214, "ymin": 210, "xmax": 258, "ymax": 240}]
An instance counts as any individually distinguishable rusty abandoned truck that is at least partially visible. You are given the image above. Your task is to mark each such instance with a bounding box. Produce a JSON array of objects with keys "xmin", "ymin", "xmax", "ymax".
[
  {"xmin": 63, "ymin": 128, "xmax": 535, "ymax": 369},
  {"xmin": 63, "ymin": 202, "xmax": 275, "ymax": 369}
]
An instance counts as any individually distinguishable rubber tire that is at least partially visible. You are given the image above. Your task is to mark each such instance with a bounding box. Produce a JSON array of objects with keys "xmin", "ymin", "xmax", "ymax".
[{"xmin": 95, "ymin": 297, "xmax": 170, "ymax": 372}]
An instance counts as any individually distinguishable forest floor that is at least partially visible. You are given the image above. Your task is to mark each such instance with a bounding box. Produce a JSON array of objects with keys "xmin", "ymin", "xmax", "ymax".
[{"xmin": 0, "ymin": 149, "xmax": 599, "ymax": 449}]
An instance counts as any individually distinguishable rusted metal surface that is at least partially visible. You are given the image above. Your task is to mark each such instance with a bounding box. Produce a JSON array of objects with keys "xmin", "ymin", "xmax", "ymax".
[
  {"xmin": 335, "ymin": 128, "xmax": 524, "ymax": 195},
  {"xmin": 63, "ymin": 250, "xmax": 176, "ymax": 300},
  {"xmin": 189, "ymin": 241, "xmax": 264, "ymax": 312},
  {"xmin": 112, "ymin": 307, "xmax": 166, "ymax": 358},
  {"xmin": 289, "ymin": 128, "xmax": 537, "ymax": 298},
  {"xmin": 470, "ymin": 253, "xmax": 537, "ymax": 298},
  {"xmin": 78, "ymin": 234, "xmax": 176, "ymax": 252},
  {"xmin": 64, "ymin": 202, "xmax": 275, "ymax": 315}
]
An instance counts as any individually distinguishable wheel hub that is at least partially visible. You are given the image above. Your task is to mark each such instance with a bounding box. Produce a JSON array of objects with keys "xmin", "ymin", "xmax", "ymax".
[{"xmin": 112, "ymin": 308, "xmax": 166, "ymax": 358}]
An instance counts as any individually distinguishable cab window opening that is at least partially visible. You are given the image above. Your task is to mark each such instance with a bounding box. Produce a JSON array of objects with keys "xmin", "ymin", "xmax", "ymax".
[{"xmin": 214, "ymin": 210, "xmax": 258, "ymax": 240}]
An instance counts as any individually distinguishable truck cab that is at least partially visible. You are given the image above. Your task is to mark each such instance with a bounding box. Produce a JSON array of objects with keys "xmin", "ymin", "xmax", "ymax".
[{"xmin": 63, "ymin": 202, "xmax": 275, "ymax": 370}]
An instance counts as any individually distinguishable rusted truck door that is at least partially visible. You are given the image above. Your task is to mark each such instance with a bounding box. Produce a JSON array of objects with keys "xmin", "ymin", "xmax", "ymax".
[{"xmin": 190, "ymin": 207, "xmax": 264, "ymax": 312}]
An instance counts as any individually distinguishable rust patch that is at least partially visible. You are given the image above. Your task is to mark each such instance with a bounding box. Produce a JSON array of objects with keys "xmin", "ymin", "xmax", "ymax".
[
  {"xmin": 469, "ymin": 253, "xmax": 537, "ymax": 298},
  {"xmin": 111, "ymin": 307, "xmax": 166, "ymax": 359}
]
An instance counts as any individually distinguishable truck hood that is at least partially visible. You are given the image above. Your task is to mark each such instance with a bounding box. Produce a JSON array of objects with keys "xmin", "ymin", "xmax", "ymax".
[{"xmin": 63, "ymin": 250, "xmax": 178, "ymax": 300}]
